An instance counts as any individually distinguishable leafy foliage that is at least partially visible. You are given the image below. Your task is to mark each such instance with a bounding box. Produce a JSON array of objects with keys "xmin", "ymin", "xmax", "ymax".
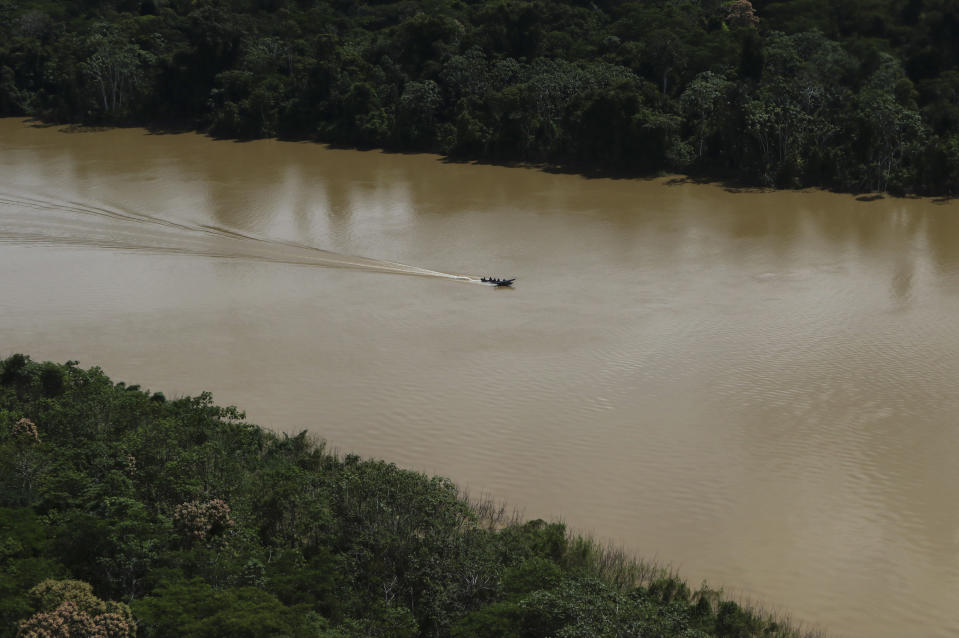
[
  {"xmin": 16, "ymin": 579, "xmax": 135, "ymax": 638},
  {"xmin": 0, "ymin": 0, "xmax": 956, "ymax": 193}
]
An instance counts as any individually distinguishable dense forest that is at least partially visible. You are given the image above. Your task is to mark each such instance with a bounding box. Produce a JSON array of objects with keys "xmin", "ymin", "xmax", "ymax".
[
  {"xmin": 0, "ymin": 354, "xmax": 820, "ymax": 637},
  {"xmin": 0, "ymin": 0, "xmax": 958, "ymax": 194}
]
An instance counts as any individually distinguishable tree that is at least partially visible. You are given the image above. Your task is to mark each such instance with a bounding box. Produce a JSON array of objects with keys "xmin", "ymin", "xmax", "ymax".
[
  {"xmin": 855, "ymin": 54, "xmax": 927, "ymax": 191},
  {"xmin": 726, "ymin": 0, "xmax": 760, "ymax": 28},
  {"xmin": 681, "ymin": 71, "xmax": 734, "ymax": 161},
  {"xmin": 1, "ymin": 417, "xmax": 43, "ymax": 507},
  {"xmin": 133, "ymin": 579, "xmax": 313, "ymax": 638},
  {"xmin": 396, "ymin": 80, "xmax": 442, "ymax": 147},
  {"xmin": 16, "ymin": 579, "xmax": 135, "ymax": 638},
  {"xmin": 81, "ymin": 25, "xmax": 156, "ymax": 120},
  {"xmin": 644, "ymin": 29, "xmax": 688, "ymax": 97},
  {"xmin": 0, "ymin": 508, "xmax": 65, "ymax": 635}
]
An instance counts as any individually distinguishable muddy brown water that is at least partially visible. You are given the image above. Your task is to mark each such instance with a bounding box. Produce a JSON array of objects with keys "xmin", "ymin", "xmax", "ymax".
[{"xmin": 3, "ymin": 118, "xmax": 959, "ymax": 637}]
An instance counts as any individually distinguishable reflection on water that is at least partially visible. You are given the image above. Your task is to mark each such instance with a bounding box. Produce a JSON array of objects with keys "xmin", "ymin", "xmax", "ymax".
[{"xmin": 3, "ymin": 118, "xmax": 959, "ymax": 638}]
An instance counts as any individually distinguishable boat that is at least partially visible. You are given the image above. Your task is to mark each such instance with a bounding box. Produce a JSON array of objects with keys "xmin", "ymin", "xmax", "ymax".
[{"xmin": 481, "ymin": 277, "xmax": 516, "ymax": 287}]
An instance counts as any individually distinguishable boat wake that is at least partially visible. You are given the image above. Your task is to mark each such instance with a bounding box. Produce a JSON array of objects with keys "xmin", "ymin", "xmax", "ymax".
[{"xmin": 0, "ymin": 191, "xmax": 484, "ymax": 282}]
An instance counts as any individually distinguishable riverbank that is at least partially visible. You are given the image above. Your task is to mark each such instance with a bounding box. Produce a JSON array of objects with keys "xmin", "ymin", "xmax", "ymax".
[
  {"xmin": 3, "ymin": 0, "xmax": 959, "ymax": 195},
  {"xmin": 0, "ymin": 355, "xmax": 824, "ymax": 637}
]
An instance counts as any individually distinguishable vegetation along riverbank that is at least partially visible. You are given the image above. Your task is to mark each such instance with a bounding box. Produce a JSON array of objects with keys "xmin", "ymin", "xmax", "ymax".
[
  {"xmin": 1, "ymin": 0, "xmax": 958, "ymax": 195},
  {"xmin": 0, "ymin": 355, "xmax": 823, "ymax": 637}
]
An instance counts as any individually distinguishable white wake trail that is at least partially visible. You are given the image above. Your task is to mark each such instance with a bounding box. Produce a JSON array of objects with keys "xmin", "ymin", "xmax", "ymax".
[{"xmin": 0, "ymin": 191, "xmax": 481, "ymax": 282}]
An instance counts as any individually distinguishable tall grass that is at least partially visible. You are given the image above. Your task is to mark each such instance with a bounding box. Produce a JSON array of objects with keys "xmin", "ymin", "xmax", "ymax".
[
  {"xmin": 562, "ymin": 532, "xmax": 827, "ymax": 638},
  {"xmin": 463, "ymin": 489, "xmax": 826, "ymax": 638}
]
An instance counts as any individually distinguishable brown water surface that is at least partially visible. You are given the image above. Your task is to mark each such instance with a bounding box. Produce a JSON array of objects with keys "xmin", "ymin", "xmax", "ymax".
[{"xmin": 3, "ymin": 118, "xmax": 959, "ymax": 637}]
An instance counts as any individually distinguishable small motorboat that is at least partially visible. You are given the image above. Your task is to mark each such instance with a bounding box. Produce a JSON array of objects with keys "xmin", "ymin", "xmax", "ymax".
[{"xmin": 481, "ymin": 277, "xmax": 516, "ymax": 287}]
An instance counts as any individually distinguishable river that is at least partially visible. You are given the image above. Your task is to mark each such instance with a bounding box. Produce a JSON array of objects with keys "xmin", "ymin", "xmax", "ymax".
[{"xmin": 2, "ymin": 117, "xmax": 959, "ymax": 637}]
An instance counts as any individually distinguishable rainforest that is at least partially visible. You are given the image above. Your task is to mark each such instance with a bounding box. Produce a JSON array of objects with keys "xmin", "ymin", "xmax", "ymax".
[{"xmin": 1, "ymin": 0, "xmax": 958, "ymax": 194}]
